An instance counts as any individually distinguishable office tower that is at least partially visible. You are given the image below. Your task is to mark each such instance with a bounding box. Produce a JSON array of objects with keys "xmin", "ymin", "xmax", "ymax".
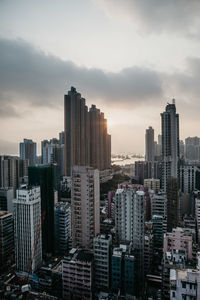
[
  {"xmin": 145, "ymin": 126, "xmax": 155, "ymax": 162},
  {"xmin": 55, "ymin": 202, "xmax": 71, "ymax": 255},
  {"xmin": 167, "ymin": 178, "xmax": 179, "ymax": 232},
  {"xmin": 20, "ymin": 138, "xmax": 37, "ymax": 166},
  {"xmin": 28, "ymin": 165, "xmax": 56, "ymax": 256},
  {"xmin": 71, "ymin": 166, "xmax": 100, "ymax": 249},
  {"xmin": 111, "ymin": 243, "xmax": 135, "ymax": 296},
  {"xmin": 0, "ymin": 156, "xmax": 28, "ymax": 192},
  {"xmin": 13, "ymin": 186, "xmax": 42, "ymax": 272},
  {"xmin": 144, "ymin": 178, "xmax": 160, "ymax": 191},
  {"xmin": 161, "ymin": 100, "xmax": 179, "ymax": 191},
  {"xmin": 151, "ymin": 191, "xmax": 167, "ymax": 219},
  {"xmin": 93, "ymin": 234, "xmax": 112, "ymax": 289},
  {"xmin": 163, "ymin": 228, "xmax": 193, "ymax": 260},
  {"xmin": 62, "ymin": 249, "xmax": 93, "ymax": 300},
  {"xmin": 0, "ymin": 188, "xmax": 14, "ymax": 212},
  {"xmin": 0, "ymin": 211, "xmax": 14, "ymax": 271},
  {"xmin": 64, "ymin": 87, "xmax": 111, "ymax": 176}
]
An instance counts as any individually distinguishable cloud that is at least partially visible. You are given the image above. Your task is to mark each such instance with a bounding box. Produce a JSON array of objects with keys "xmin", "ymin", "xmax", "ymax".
[
  {"xmin": 94, "ymin": 0, "xmax": 200, "ymax": 37},
  {"xmin": 0, "ymin": 37, "xmax": 200, "ymax": 122},
  {"xmin": 0, "ymin": 37, "xmax": 163, "ymax": 118}
]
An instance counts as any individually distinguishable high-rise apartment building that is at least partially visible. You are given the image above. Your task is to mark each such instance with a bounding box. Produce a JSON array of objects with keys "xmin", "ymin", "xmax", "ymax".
[
  {"xmin": 20, "ymin": 139, "xmax": 37, "ymax": 166},
  {"xmin": 167, "ymin": 177, "xmax": 179, "ymax": 232},
  {"xmin": 180, "ymin": 165, "xmax": 200, "ymax": 194},
  {"xmin": 161, "ymin": 100, "xmax": 179, "ymax": 191},
  {"xmin": 0, "ymin": 211, "xmax": 14, "ymax": 271},
  {"xmin": 71, "ymin": 166, "xmax": 100, "ymax": 249},
  {"xmin": 64, "ymin": 87, "xmax": 111, "ymax": 175},
  {"xmin": 0, "ymin": 156, "xmax": 28, "ymax": 192},
  {"xmin": 185, "ymin": 136, "xmax": 200, "ymax": 161},
  {"xmin": 115, "ymin": 188, "xmax": 145, "ymax": 247},
  {"xmin": 28, "ymin": 164, "xmax": 56, "ymax": 256},
  {"xmin": 115, "ymin": 188, "xmax": 145, "ymax": 295},
  {"xmin": 145, "ymin": 126, "xmax": 155, "ymax": 162},
  {"xmin": 93, "ymin": 234, "xmax": 112, "ymax": 289},
  {"xmin": 134, "ymin": 160, "xmax": 162, "ymax": 185},
  {"xmin": 151, "ymin": 191, "xmax": 167, "ymax": 219},
  {"xmin": 13, "ymin": 185, "xmax": 42, "ymax": 272}
]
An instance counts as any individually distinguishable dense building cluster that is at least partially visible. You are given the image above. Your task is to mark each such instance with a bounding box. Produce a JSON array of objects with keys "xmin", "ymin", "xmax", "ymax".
[{"xmin": 1, "ymin": 90, "xmax": 200, "ymax": 299}]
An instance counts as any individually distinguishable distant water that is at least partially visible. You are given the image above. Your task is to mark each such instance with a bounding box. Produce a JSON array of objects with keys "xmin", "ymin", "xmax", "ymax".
[{"xmin": 112, "ymin": 157, "xmax": 144, "ymax": 166}]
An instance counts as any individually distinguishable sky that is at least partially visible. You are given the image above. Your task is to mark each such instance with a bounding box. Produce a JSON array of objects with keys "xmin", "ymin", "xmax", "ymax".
[{"xmin": 1, "ymin": 0, "xmax": 200, "ymax": 155}]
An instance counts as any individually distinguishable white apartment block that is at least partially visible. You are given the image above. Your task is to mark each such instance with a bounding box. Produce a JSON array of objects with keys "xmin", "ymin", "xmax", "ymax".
[
  {"xmin": 71, "ymin": 166, "xmax": 100, "ymax": 249},
  {"xmin": 115, "ymin": 188, "xmax": 145, "ymax": 251},
  {"xmin": 13, "ymin": 185, "xmax": 42, "ymax": 272}
]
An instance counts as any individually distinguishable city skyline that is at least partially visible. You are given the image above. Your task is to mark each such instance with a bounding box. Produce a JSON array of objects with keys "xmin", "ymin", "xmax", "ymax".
[{"xmin": 1, "ymin": 0, "xmax": 200, "ymax": 154}]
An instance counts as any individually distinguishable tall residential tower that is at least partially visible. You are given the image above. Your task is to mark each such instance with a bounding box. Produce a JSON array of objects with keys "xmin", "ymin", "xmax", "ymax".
[{"xmin": 161, "ymin": 100, "xmax": 179, "ymax": 191}]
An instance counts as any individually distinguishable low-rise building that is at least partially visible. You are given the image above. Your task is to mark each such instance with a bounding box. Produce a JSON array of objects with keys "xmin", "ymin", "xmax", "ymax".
[{"xmin": 62, "ymin": 248, "xmax": 93, "ymax": 300}]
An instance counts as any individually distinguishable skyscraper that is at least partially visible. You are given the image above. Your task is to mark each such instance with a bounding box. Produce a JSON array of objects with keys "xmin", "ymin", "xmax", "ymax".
[
  {"xmin": 28, "ymin": 164, "xmax": 56, "ymax": 256},
  {"xmin": 161, "ymin": 100, "xmax": 180, "ymax": 191},
  {"xmin": 145, "ymin": 126, "xmax": 155, "ymax": 162},
  {"xmin": 71, "ymin": 166, "xmax": 100, "ymax": 249},
  {"xmin": 13, "ymin": 185, "xmax": 42, "ymax": 272},
  {"xmin": 64, "ymin": 87, "xmax": 111, "ymax": 176},
  {"xmin": 20, "ymin": 139, "xmax": 37, "ymax": 166},
  {"xmin": 64, "ymin": 87, "xmax": 90, "ymax": 176}
]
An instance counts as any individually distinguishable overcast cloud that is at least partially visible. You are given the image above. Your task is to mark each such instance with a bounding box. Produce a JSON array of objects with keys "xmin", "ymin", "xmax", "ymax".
[
  {"xmin": 94, "ymin": 0, "xmax": 200, "ymax": 37},
  {"xmin": 1, "ymin": 38, "xmax": 200, "ymax": 120}
]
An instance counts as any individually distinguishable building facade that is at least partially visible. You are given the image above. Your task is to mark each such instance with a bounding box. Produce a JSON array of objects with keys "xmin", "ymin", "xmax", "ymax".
[
  {"xmin": 71, "ymin": 166, "xmax": 100, "ymax": 249},
  {"xmin": 0, "ymin": 211, "xmax": 14, "ymax": 271},
  {"xmin": 20, "ymin": 139, "xmax": 37, "ymax": 166},
  {"xmin": 64, "ymin": 87, "xmax": 111, "ymax": 175},
  {"xmin": 93, "ymin": 234, "xmax": 112, "ymax": 289},
  {"xmin": 13, "ymin": 185, "xmax": 42, "ymax": 272},
  {"xmin": 28, "ymin": 164, "xmax": 56, "ymax": 256},
  {"xmin": 62, "ymin": 249, "xmax": 93, "ymax": 300},
  {"xmin": 55, "ymin": 202, "xmax": 71, "ymax": 255},
  {"xmin": 161, "ymin": 101, "xmax": 179, "ymax": 191}
]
